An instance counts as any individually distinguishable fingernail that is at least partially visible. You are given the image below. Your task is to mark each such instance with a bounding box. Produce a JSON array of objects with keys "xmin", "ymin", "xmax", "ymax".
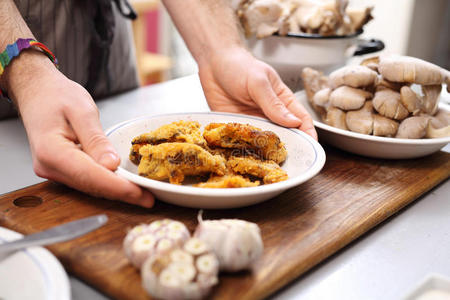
[
  {"xmin": 140, "ymin": 190, "xmax": 155, "ymax": 208},
  {"xmin": 99, "ymin": 152, "xmax": 120, "ymax": 169},
  {"xmin": 285, "ymin": 112, "xmax": 301, "ymax": 123}
]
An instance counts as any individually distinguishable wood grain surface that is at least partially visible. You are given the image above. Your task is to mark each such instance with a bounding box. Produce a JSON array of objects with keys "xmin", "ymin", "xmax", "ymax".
[{"xmin": 0, "ymin": 146, "xmax": 449, "ymax": 300}]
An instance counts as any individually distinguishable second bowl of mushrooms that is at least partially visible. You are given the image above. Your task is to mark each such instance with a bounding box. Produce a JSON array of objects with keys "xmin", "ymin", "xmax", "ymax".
[
  {"xmin": 236, "ymin": 0, "xmax": 384, "ymax": 91},
  {"xmin": 298, "ymin": 54, "xmax": 450, "ymax": 159}
]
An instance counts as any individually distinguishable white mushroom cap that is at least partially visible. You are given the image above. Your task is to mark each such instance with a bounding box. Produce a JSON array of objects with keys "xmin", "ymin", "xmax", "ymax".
[
  {"xmin": 324, "ymin": 106, "xmax": 348, "ymax": 130},
  {"xmin": 373, "ymin": 88, "xmax": 409, "ymax": 120},
  {"xmin": 379, "ymin": 54, "xmax": 450, "ymax": 85},
  {"xmin": 329, "ymin": 86, "xmax": 372, "ymax": 111},
  {"xmin": 345, "ymin": 101, "xmax": 374, "ymax": 135},
  {"xmin": 396, "ymin": 116, "xmax": 430, "ymax": 139},
  {"xmin": 329, "ymin": 65, "xmax": 378, "ymax": 89},
  {"xmin": 373, "ymin": 114, "xmax": 399, "ymax": 137}
]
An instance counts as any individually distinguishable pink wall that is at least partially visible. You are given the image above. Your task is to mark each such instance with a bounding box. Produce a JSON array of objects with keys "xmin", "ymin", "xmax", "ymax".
[{"xmin": 145, "ymin": 10, "xmax": 159, "ymax": 53}]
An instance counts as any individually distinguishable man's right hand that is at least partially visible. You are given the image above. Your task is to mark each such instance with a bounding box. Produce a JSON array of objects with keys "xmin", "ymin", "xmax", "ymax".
[{"xmin": 3, "ymin": 50, "xmax": 154, "ymax": 208}]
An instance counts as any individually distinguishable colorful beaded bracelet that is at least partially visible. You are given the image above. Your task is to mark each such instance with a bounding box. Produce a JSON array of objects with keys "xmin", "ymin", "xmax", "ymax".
[{"xmin": 0, "ymin": 38, "xmax": 58, "ymax": 97}]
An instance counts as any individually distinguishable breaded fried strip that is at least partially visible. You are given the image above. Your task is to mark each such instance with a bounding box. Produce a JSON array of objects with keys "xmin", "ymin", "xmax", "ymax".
[
  {"xmin": 130, "ymin": 120, "xmax": 206, "ymax": 164},
  {"xmin": 203, "ymin": 123, "xmax": 287, "ymax": 164},
  {"xmin": 138, "ymin": 143, "xmax": 226, "ymax": 184},
  {"xmin": 227, "ymin": 156, "xmax": 288, "ymax": 184},
  {"xmin": 195, "ymin": 174, "xmax": 260, "ymax": 188}
]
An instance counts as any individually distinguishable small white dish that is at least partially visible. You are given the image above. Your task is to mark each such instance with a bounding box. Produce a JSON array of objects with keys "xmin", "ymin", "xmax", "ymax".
[
  {"xmin": 105, "ymin": 112, "xmax": 326, "ymax": 209},
  {"xmin": 0, "ymin": 227, "xmax": 71, "ymax": 300},
  {"xmin": 403, "ymin": 274, "xmax": 450, "ymax": 300},
  {"xmin": 296, "ymin": 90, "xmax": 450, "ymax": 159}
]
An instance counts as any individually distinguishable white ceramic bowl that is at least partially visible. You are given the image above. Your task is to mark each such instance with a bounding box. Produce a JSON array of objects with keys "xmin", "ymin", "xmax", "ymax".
[
  {"xmin": 296, "ymin": 91, "xmax": 450, "ymax": 159},
  {"xmin": 105, "ymin": 112, "xmax": 326, "ymax": 209},
  {"xmin": 247, "ymin": 32, "xmax": 384, "ymax": 92}
]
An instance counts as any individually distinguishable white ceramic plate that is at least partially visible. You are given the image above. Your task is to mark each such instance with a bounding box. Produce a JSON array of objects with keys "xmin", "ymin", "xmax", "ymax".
[
  {"xmin": 296, "ymin": 91, "xmax": 450, "ymax": 159},
  {"xmin": 403, "ymin": 274, "xmax": 450, "ymax": 300},
  {"xmin": 106, "ymin": 112, "xmax": 326, "ymax": 209},
  {"xmin": 0, "ymin": 227, "xmax": 71, "ymax": 300}
]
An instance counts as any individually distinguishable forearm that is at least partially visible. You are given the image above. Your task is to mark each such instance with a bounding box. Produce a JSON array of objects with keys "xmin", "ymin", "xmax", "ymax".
[
  {"xmin": 0, "ymin": 0, "xmax": 54, "ymax": 101},
  {"xmin": 162, "ymin": 0, "xmax": 245, "ymax": 67}
]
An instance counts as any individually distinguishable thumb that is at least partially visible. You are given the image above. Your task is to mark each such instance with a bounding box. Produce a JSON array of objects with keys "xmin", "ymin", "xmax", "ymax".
[
  {"xmin": 66, "ymin": 105, "xmax": 120, "ymax": 171},
  {"xmin": 248, "ymin": 74, "xmax": 302, "ymax": 128}
]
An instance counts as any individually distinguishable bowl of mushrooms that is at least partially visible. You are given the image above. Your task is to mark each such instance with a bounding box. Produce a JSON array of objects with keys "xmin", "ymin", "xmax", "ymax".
[
  {"xmin": 235, "ymin": 0, "xmax": 384, "ymax": 91},
  {"xmin": 298, "ymin": 54, "xmax": 450, "ymax": 159}
]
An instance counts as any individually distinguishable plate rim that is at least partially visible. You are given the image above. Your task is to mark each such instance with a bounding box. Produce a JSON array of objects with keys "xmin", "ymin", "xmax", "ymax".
[
  {"xmin": 106, "ymin": 111, "xmax": 326, "ymax": 196},
  {"xmin": 0, "ymin": 227, "xmax": 71, "ymax": 300}
]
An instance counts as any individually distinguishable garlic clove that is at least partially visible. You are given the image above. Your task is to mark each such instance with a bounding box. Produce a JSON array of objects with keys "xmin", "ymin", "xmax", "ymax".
[
  {"xmin": 167, "ymin": 262, "xmax": 197, "ymax": 282},
  {"xmin": 184, "ymin": 238, "xmax": 210, "ymax": 256},
  {"xmin": 123, "ymin": 219, "xmax": 191, "ymax": 269},
  {"xmin": 132, "ymin": 234, "xmax": 156, "ymax": 252},
  {"xmin": 157, "ymin": 239, "xmax": 174, "ymax": 252},
  {"xmin": 196, "ymin": 253, "xmax": 219, "ymax": 275},
  {"xmin": 159, "ymin": 268, "xmax": 182, "ymax": 288},
  {"xmin": 194, "ymin": 211, "xmax": 264, "ymax": 272},
  {"xmin": 170, "ymin": 249, "xmax": 194, "ymax": 264}
]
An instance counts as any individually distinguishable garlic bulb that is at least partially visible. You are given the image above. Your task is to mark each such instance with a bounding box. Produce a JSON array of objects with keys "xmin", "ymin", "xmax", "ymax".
[
  {"xmin": 123, "ymin": 219, "xmax": 190, "ymax": 268},
  {"xmin": 194, "ymin": 211, "xmax": 263, "ymax": 272},
  {"xmin": 141, "ymin": 237, "xmax": 219, "ymax": 300}
]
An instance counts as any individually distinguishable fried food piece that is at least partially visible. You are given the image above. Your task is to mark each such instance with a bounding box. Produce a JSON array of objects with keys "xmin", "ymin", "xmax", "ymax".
[
  {"xmin": 203, "ymin": 123, "xmax": 287, "ymax": 164},
  {"xmin": 227, "ymin": 156, "xmax": 288, "ymax": 184},
  {"xmin": 130, "ymin": 121, "xmax": 206, "ymax": 164},
  {"xmin": 195, "ymin": 174, "xmax": 260, "ymax": 188},
  {"xmin": 205, "ymin": 146, "xmax": 259, "ymax": 160},
  {"xmin": 138, "ymin": 143, "xmax": 226, "ymax": 184}
]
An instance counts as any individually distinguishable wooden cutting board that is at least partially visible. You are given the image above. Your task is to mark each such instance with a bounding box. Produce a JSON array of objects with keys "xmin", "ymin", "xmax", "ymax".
[{"xmin": 0, "ymin": 146, "xmax": 449, "ymax": 300}]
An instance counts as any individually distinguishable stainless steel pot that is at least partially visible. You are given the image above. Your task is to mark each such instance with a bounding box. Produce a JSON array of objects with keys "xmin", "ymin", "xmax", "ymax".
[{"xmin": 247, "ymin": 30, "xmax": 384, "ymax": 91}]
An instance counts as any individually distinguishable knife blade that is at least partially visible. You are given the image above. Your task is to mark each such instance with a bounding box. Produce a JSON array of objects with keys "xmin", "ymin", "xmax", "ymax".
[{"xmin": 0, "ymin": 214, "xmax": 108, "ymax": 254}]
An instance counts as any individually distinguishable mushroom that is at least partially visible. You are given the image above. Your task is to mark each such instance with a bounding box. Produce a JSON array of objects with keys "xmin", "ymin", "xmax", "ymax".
[
  {"xmin": 399, "ymin": 84, "xmax": 442, "ymax": 116},
  {"xmin": 396, "ymin": 116, "xmax": 430, "ymax": 139},
  {"xmin": 426, "ymin": 123, "xmax": 450, "ymax": 138},
  {"xmin": 324, "ymin": 106, "xmax": 347, "ymax": 130},
  {"xmin": 373, "ymin": 114, "xmax": 399, "ymax": 137},
  {"xmin": 360, "ymin": 56, "xmax": 379, "ymax": 72},
  {"xmin": 346, "ymin": 6, "xmax": 373, "ymax": 33},
  {"xmin": 301, "ymin": 67, "xmax": 329, "ymax": 116},
  {"xmin": 329, "ymin": 86, "xmax": 372, "ymax": 110},
  {"xmin": 329, "ymin": 65, "xmax": 378, "ymax": 89},
  {"xmin": 372, "ymin": 88, "xmax": 409, "ymax": 120},
  {"xmin": 123, "ymin": 219, "xmax": 191, "ymax": 268},
  {"xmin": 141, "ymin": 237, "xmax": 219, "ymax": 300},
  {"xmin": 400, "ymin": 86, "xmax": 422, "ymax": 115},
  {"xmin": 378, "ymin": 55, "xmax": 450, "ymax": 90},
  {"xmin": 312, "ymin": 87, "xmax": 331, "ymax": 107},
  {"xmin": 375, "ymin": 76, "xmax": 403, "ymax": 91},
  {"xmin": 345, "ymin": 101, "xmax": 373, "ymax": 134},
  {"xmin": 301, "ymin": 67, "xmax": 329, "ymax": 100},
  {"xmin": 193, "ymin": 211, "xmax": 263, "ymax": 272},
  {"xmin": 429, "ymin": 109, "xmax": 450, "ymax": 128},
  {"xmin": 421, "ymin": 85, "xmax": 442, "ymax": 115},
  {"xmin": 426, "ymin": 109, "xmax": 450, "ymax": 138},
  {"xmin": 241, "ymin": 0, "xmax": 290, "ymax": 38}
]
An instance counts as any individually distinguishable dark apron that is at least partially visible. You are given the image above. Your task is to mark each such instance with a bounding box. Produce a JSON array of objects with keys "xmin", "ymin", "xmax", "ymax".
[{"xmin": 1, "ymin": 0, "xmax": 140, "ymax": 119}]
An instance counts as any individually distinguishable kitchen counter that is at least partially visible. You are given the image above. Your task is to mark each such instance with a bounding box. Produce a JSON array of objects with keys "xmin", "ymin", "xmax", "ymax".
[{"xmin": 0, "ymin": 74, "xmax": 449, "ymax": 300}]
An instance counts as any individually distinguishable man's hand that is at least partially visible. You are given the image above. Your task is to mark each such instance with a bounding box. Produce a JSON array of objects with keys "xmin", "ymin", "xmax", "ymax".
[
  {"xmin": 199, "ymin": 47, "xmax": 317, "ymax": 140},
  {"xmin": 4, "ymin": 51, "xmax": 154, "ymax": 208},
  {"xmin": 162, "ymin": 0, "xmax": 317, "ymax": 139}
]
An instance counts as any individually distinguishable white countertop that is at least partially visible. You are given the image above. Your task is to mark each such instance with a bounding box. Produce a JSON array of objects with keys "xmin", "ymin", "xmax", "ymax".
[{"xmin": 0, "ymin": 75, "xmax": 449, "ymax": 300}]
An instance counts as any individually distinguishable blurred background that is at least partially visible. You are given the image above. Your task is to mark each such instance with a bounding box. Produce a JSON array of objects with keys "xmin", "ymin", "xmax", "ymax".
[{"xmin": 130, "ymin": 0, "xmax": 449, "ymax": 87}]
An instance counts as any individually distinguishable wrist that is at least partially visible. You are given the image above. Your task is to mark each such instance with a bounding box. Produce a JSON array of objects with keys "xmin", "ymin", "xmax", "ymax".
[
  {"xmin": 197, "ymin": 44, "xmax": 251, "ymax": 70},
  {"xmin": 0, "ymin": 49, "xmax": 57, "ymax": 103}
]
